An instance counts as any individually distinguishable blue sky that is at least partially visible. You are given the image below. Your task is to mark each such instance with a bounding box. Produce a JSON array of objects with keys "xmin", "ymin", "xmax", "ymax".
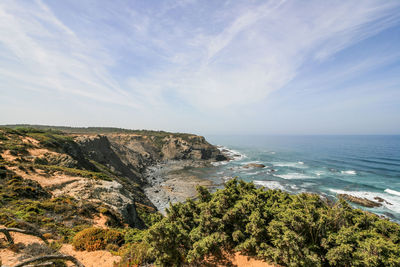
[{"xmin": 0, "ymin": 0, "xmax": 400, "ymax": 135}]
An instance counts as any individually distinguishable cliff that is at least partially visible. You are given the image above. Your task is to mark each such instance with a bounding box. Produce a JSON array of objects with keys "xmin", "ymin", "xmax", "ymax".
[{"xmin": 0, "ymin": 127, "xmax": 226, "ymax": 231}]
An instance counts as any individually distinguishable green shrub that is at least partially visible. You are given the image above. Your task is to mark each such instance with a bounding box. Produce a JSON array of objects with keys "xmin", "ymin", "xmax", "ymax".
[
  {"xmin": 72, "ymin": 227, "xmax": 124, "ymax": 251},
  {"xmin": 34, "ymin": 157, "xmax": 48, "ymax": 165},
  {"xmin": 3, "ymin": 175, "xmax": 51, "ymax": 201},
  {"xmin": 145, "ymin": 178, "xmax": 400, "ymax": 266},
  {"xmin": 135, "ymin": 203, "xmax": 163, "ymax": 227},
  {"xmin": 0, "ymin": 132, "xmax": 8, "ymax": 141},
  {"xmin": 124, "ymin": 228, "xmax": 147, "ymax": 244},
  {"xmin": 9, "ymin": 144, "xmax": 29, "ymax": 156},
  {"xmin": 117, "ymin": 242, "xmax": 153, "ymax": 266}
]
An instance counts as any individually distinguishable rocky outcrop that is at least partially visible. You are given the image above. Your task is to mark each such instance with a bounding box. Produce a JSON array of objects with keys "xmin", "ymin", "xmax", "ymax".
[
  {"xmin": 73, "ymin": 132, "xmax": 227, "ymax": 223},
  {"xmin": 52, "ymin": 178, "xmax": 145, "ymax": 229},
  {"xmin": 243, "ymin": 163, "xmax": 266, "ymax": 168},
  {"xmin": 76, "ymin": 133, "xmax": 227, "ymax": 185},
  {"xmin": 76, "ymin": 135, "xmax": 145, "ymax": 185},
  {"xmin": 338, "ymin": 194, "xmax": 382, "ymax": 208},
  {"xmin": 160, "ymin": 135, "xmax": 225, "ymax": 160}
]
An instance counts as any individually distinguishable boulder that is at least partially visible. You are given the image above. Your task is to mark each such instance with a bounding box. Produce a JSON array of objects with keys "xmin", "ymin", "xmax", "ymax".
[
  {"xmin": 338, "ymin": 194, "xmax": 381, "ymax": 208},
  {"xmin": 243, "ymin": 163, "xmax": 265, "ymax": 169},
  {"xmin": 374, "ymin": 196, "xmax": 392, "ymax": 205}
]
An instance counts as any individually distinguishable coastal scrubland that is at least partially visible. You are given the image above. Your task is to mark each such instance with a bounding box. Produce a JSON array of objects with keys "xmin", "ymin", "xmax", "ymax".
[{"xmin": 0, "ymin": 126, "xmax": 399, "ymax": 266}]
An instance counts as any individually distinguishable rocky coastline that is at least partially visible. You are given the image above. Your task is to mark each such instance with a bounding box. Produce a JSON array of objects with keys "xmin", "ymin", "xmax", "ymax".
[
  {"xmin": 76, "ymin": 131, "xmax": 229, "ymax": 218},
  {"xmin": 143, "ymin": 160, "xmax": 216, "ymax": 214},
  {"xmin": 0, "ymin": 126, "xmax": 228, "ymax": 228}
]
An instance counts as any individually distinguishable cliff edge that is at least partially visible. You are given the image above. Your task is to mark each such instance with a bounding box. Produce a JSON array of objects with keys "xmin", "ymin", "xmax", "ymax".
[{"xmin": 0, "ymin": 126, "xmax": 226, "ymax": 230}]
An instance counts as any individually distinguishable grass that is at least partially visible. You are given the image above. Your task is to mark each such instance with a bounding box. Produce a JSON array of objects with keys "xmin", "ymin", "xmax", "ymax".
[
  {"xmin": 26, "ymin": 132, "xmax": 74, "ymax": 150},
  {"xmin": 0, "ymin": 165, "xmax": 106, "ymax": 242},
  {"xmin": 0, "ymin": 129, "xmax": 34, "ymax": 155},
  {"xmin": 33, "ymin": 164, "xmax": 112, "ymax": 181}
]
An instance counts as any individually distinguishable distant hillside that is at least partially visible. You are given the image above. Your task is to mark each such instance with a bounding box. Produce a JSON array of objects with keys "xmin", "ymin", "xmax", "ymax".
[{"xmin": 1, "ymin": 124, "xmax": 193, "ymax": 136}]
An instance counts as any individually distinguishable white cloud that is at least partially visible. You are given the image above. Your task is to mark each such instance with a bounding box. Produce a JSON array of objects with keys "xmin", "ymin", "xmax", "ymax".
[{"xmin": 0, "ymin": 0, "xmax": 399, "ymax": 114}]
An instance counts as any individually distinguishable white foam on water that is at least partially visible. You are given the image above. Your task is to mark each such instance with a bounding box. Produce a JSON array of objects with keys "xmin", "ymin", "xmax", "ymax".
[
  {"xmin": 272, "ymin": 162, "xmax": 307, "ymax": 168},
  {"xmin": 341, "ymin": 170, "xmax": 357, "ymax": 175},
  {"xmin": 329, "ymin": 189, "xmax": 400, "ymax": 214},
  {"xmin": 217, "ymin": 146, "xmax": 246, "ymax": 161},
  {"xmin": 274, "ymin": 173, "xmax": 313, "ymax": 179},
  {"xmin": 314, "ymin": 171, "xmax": 325, "ymax": 176},
  {"xmin": 254, "ymin": 180, "xmax": 299, "ymax": 191},
  {"xmin": 222, "ymin": 176, "xmax": 234, "ymax": 181},
  {"xmin": 245, "ymin": 172, "xmax": 261, "ymax": 176},
  {"xmin": 211, "ymin": 161, "xmax": 229, "ymax": 166},
  {"xmin": 385, "ymin": 189, "xmax": 400, "ymax": 197},
  {"xmin": 254, "ymin": 180, "xmax": 286, "ymax": 190},
  {"xmin": 301, "ymin": 182, "xmax": 316, "ymax": 188}
]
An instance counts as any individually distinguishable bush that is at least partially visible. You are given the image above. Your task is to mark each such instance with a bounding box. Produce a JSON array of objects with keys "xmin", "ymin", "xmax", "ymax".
[
  {"xmin": 124, "ymin": 228, "xmax": 147, "ymax": 244},
  {"xmin": 145, "ymin": 178, "xmax": 400, "ymax": 266},
  {"xmin": 0, "ymin": 132, "xmax": 8, "ymax": 140},
  {"xmin": 2, "ymin": 175, "xmax": 51, "ymax": 201},
  {"xmin": 117, "ymin": 242, "xmax": 153, "ymax": 266},
  {"xmin": 34, "ymin": 157, "xmax": 48, "ymax": 165},
  {"xmin": 9, "ymin": 145, "xmax": 29, "ymax": 156},
  {"xmin": 135, "ymin": 203, "xmax": 163, "ymax": 228},
  {"xmin": 72, "ymin": 227, "xmax": 124, "ymax": 251}
]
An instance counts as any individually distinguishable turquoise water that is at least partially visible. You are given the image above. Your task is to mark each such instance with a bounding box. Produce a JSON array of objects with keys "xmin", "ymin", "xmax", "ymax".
[{"xmin": 204, "ymin": 135, "xmax": 400, "ymax": 221}]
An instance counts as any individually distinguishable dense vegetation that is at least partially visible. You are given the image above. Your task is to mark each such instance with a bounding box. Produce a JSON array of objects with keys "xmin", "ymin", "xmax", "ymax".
[
  {"xmin": 130, "ymin": 179, "xmax": 400, "ymax": 266},
  {"xmin": 72, "ymin": 227, "xmax": 124, "ymax": 251},
  {"xmin": 2, "ymin": 124, "xmax": 194, "ymax": 138}
]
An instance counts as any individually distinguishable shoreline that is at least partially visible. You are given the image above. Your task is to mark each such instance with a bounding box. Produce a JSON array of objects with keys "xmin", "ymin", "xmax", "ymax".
[
  {"xmin": 142, "ymin": 141, "xmax": 400, "ymax": 223},
  {"xmin": 143, "ymin": 160, "xmax": 400, "ymax": 224},
  {"xmin": 141, "ymin": 146, "xmax": 243, "ymax": 214},
  {"xmin": 143, "ymin": 160, "xmax": 218, "ymax": 214}
]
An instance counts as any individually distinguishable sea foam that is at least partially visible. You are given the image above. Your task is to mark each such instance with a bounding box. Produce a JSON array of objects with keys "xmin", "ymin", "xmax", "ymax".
[
  {"xmin": 385, "ymin": 189, "xmax": 400, "ymax": 197},
  {"xmin": 217, "ymin": 146, "xmax": 246, "ymax": 161},
  {"xmin": 253, "ymin": 180, "xmax": 286, "ymax": 190},
  {"xmin": 329, "ymin": 189, "xmax": 400, "ymax": 214},
  {"xmin": 274, "ymin": 173, "xmax": 312, "ymax": 179},
  {"xmin": 272, "ymin": 162, "xmax": 307, "ymax": 168},
  {"xmin": 341, "ymin": 170, "xmax": 357, "ymax": 175}
]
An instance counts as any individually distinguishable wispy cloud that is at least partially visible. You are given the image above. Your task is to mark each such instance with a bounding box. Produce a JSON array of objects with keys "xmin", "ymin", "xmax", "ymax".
[{"xmin": 0, "ymin": 0, "xmax": 400, "ymax": 132}]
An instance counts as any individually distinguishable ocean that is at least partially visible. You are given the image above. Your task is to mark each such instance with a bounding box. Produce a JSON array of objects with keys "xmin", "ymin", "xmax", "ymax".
[{"xmin": 202, "ymin": 135, "xmax": 400, "ymax": 222}]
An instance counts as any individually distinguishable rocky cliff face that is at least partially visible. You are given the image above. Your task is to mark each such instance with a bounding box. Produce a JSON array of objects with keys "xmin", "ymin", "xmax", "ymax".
[
  {"xmin": 76, "ymin": 133, "xmax": 226, "ymax": 185},
  {"xmin": 74, "ymin": 132, "xmax": 226, "ymax": 222},
  {"xmin": 0, "ymin": 127, "xmax": 226, "ymax": 229}
]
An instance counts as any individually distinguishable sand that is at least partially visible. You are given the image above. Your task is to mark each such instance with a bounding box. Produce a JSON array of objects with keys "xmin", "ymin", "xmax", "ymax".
[
  {"xmin": 231, "ymin": 253, "xmax": 277, "ymax": 267},
  {"xmin": 0, "ymin": 230, "xmax": 120, "ymax": 267}
]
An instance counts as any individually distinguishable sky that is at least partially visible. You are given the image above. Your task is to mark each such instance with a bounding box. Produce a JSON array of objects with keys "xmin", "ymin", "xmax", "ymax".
[{"xmin": 0, "ymin": 0, "xmax": 400, "ymax": 135}]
